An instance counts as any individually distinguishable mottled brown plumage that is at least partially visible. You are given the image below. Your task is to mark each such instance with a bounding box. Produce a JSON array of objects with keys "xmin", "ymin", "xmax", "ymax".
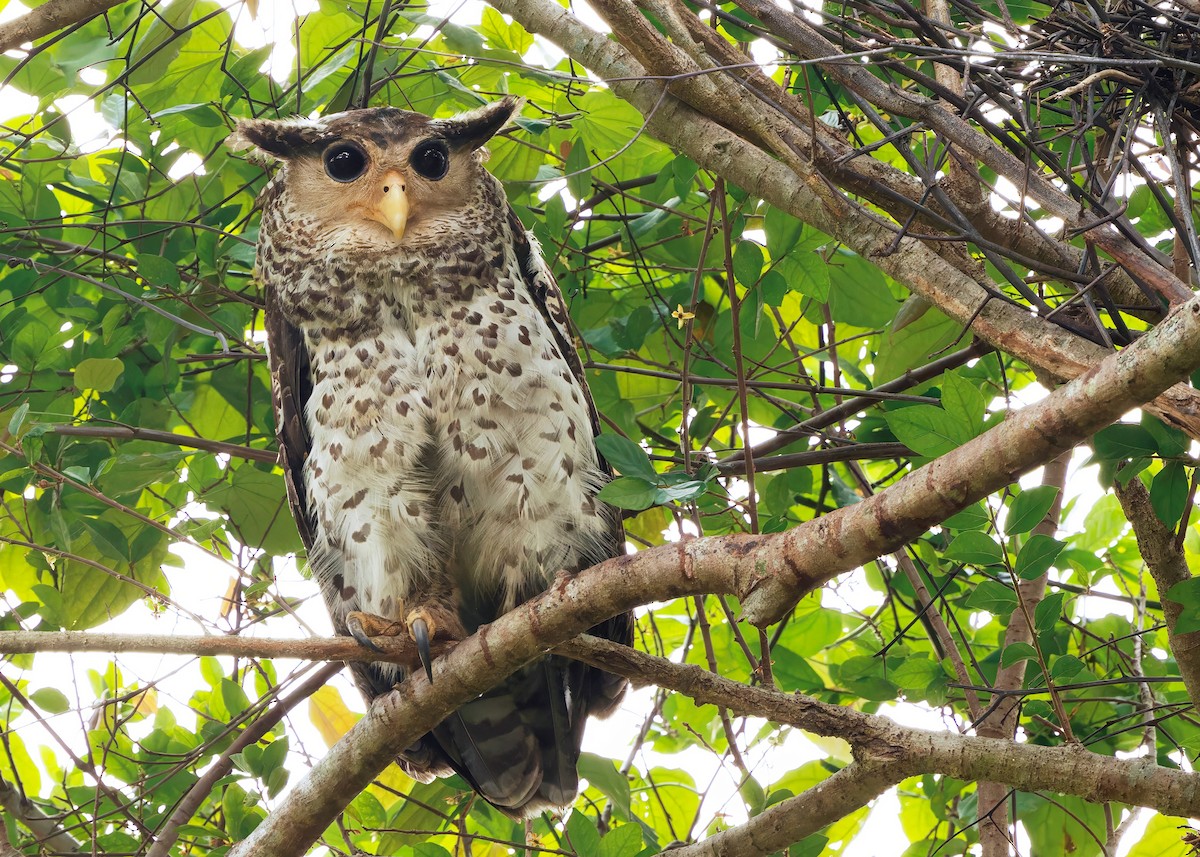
[{"xmin": 232, "ymin": 99, "xmax": 632, "ymax": 816}]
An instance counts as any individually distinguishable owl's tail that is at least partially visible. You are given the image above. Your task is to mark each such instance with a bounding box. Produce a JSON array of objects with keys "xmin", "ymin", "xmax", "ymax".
[{"xmin": 433, "ymin": 655, "xmax": 583, "ymax": 818}]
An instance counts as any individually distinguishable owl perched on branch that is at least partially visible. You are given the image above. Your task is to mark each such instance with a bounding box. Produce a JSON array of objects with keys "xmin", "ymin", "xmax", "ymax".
[{"xmin": 232, "ymin": 99, "xmax": 632, "ymax": 817}]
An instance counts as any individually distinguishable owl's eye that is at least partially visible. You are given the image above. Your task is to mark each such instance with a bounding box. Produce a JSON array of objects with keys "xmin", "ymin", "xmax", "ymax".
[
  {"xmin": 410, "ymin": 141, "xmax": 449, "ymax": 180},
  {"xmin": 323, "ymin": 143, "xmax": 368, "ymax": 182}
]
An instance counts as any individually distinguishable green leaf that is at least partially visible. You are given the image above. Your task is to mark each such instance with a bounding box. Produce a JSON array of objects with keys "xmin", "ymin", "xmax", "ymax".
[
  {"xmin": 764, "ymin": 205, "xmax": 804, "ymax": 259},
  {"xmin": 598, "ymin": 824, "xmax": 643, "ymax": 857},
  {"xmin": 1005, "ymin": 485, "xmax": 1060, "ymax": 535},
  {"xmin": 565, "ymin": 809, "xmax": 602, "ymax": 857},
  {"xmin": 1049, "ymin": 654, "xmax": 1084, "ymax": 680},
  {"xmin": 1091, "ymin": 424, "xmax": 1158, "ymax": 461},
  {"xmin": 594, "ymin": 434, "xmax": 657, "ymax": 480},
  {"xmin": 942, "ymin": 502, "xmax": 990, "ymax": 531},
  {"xmin": 827, "ymin": 253, "xmax": 896, "ymax": 327},
  {"xmin": 29, "ymin": 687, "xmax": 71, "ymax": 713},
  {"xmin": 732, "ymin": 240, "xmax": 764, "ymax": 287},
  {"xmin": 220, "ymin": 679, "xmax": 250, "ymax": 718},
  {"xmin": 74, "ymin": 357, "xmax": 125, "ymax": 393},
  {"xmin": 964, "ymin": 580, "xmax": 1017, "ymax": 616},
  {"xmin": 565, "ymin": 137, "xmax": 590, "ymax": 203},
  {"xmin": 1033, "ymin": 591, "xmax": 1066, "ymax": 633},
  {"xmin": 944, "ymin": 531, "xmax": 1003, "ymax": 566},
  {"xmin": 891, "ymin": 655, "xmax": 942, "ymax": 691},
  {"xmin": 1142, "ymin": 412, "xmax": 1189, "ymax": 458},
  {"xmin": 1150, "ymin": 462, "xmax": 1190, "ymax": 526},
  {"xmin": 596, "ymin": 476, "xmax": 659, "ymax": 510},
  {"xmin": 7, "ymin": 402, "xmax": 30, "ymax": 437},
  {"xmin": 579, "ymin": 753, "xmax": 632, "ymax": 819},
  {"xmin": 206, "ymin": 465, "xmax": 300, "ymax": 555},
  {"xmin": 940, "ymin": 372, "xmax": 986, "ymax": 431},
  {"xmin": 1000, "ymin": 642, "xmax": 1038, "ymax": 668},
  {"xmin": 1165, "ymin": 579, "xmax": 1200, "ymax": 634},
  {"xmin": 1013, "ymin": 534, "xmax": 1065, "ymax": 581},
  {"xmin": 886, "ymin": 405, "xmax": 972, "ymax": 457},
  {"xmin": 136, "ymin": 253, "xmax": 182, "ymax": 289}
]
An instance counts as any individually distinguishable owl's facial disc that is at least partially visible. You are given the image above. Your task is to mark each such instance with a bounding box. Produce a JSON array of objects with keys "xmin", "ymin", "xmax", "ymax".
[{"xmin": 371, "ymin": 171, "xmax": 409, "ymax": 241}]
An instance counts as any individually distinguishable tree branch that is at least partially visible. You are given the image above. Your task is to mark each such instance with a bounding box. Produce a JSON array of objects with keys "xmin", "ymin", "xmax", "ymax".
[
  {"xmin": 0, "ymin": 630, "xmax": 445, "ymax": 665},
  {"xmin": 0, "ymin": 0, "xmax": 130, "ymax": 52},
  {"xmin": 0, "ymin": 774, "xmax": 81, "ymax": 854},
  {"xmin": 1114, "ymin": 478, "xmax": 1200, "ymax": 702},
  {"xmin": 49, "ymin": 424, "xmax": 278, "ymax": 465},
  {"xmin": 486, "ymin": 0, "xmax": 1200, "ymax": 442},
  {"xmin": 559, "ymin": 635, "xmax": 1200, "ymax": 843}
]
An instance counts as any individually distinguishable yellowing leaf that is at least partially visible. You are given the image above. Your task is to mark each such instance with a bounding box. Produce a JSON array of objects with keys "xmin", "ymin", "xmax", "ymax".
[
  {"xmin": 75, "ymin": 357, "xmax": 125, "ymax": 393},
  {"xmin": 308, "ymin": 685, "xmax": 358, "ymax": 748}
]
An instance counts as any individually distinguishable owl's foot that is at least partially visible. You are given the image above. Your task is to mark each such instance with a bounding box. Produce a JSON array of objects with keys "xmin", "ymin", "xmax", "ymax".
[{"xmin": 346, "ymin": 611, "xmax": 406, "ymax": 653}]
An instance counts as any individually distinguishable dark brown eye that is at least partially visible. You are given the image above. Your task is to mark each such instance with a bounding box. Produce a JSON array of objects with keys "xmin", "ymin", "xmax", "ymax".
[
  {"xmin": 323, "ymin": 143, "xmax": 367, "ymax": 182},
  {"xmin": 411, "ymin": 140, "xmax": 449, "ymax": 180}
]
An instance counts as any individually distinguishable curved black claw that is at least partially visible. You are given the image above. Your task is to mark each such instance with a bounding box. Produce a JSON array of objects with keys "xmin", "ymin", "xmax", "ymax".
[
  {"xmin": 412, "ymin": 617, "xmax": 434, "ymax": 682},
  {"xmin": 347, "ymin": 618, "xmax": 384, "ymax": 653}
]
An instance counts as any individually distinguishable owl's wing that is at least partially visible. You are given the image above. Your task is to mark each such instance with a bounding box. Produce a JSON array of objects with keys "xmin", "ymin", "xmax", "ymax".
[
  {"xmin": 505, "ymin": 204, "xmax": 634, "ymax": 707},
  {"xmin": 505, "ymin": 206, "xmax": 625, "ymax": 560},
  {"xmin": 265, "ymin": 284, "xmax": 316, "ymax": 553}
]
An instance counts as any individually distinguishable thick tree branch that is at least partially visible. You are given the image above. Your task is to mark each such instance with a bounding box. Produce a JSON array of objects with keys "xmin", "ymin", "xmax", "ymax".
[
  {"xmin": 0, "ymin": 0, "xmax": 130, "ymax": 52},
  {"xmin": 560, "ymin": 636, "xmax": 1200, "ymax": 848},
  {"xmin": 665, "ymin": 761, "xmax": 899, "ymax": 857},
  {"xmin": 0, "ymin": 774, "xmax": 81, "ymax": 854},
  {"xmin": 486, "ymin": 0, "xmax": 1200, "ymax": 442},
  {"xmin": 1114, "ymin": 478, "xmax": 1200, "ymax": 701}
]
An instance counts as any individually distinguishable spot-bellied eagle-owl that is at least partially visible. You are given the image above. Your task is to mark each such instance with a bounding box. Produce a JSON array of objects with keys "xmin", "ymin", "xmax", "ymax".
[{"xmin": 232, "ymin": 98, "xmax": 632, "ymax": 817}]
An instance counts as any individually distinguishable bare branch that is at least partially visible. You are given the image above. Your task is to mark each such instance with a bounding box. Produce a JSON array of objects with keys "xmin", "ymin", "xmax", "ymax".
[
  {"xmin": 487, "ymin": 0, "xmax": 1200, "ymax": 442},
  {"xmin": 1114, "ymin": 478, "xmax": 1200, "ymax": 701},
  {"xmin": 0, "ymin": 0, "xmax": 130, "ymax": 52},
  {"xmin": 0, "ymin": 774, "xmax": 81, "ymax": 854},
  {"xmin": 50, "ymin": 424, "xmax": 278, "ymax": 465},
  {"xmin": 0, "ymin": 630, "xmax": 446, "ymax": 665}
]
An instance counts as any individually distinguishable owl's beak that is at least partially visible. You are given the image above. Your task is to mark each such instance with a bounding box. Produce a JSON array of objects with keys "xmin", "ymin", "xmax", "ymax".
[{"xmin": 372, "ymin": 171, "xmax": 409, "ymax": 240}]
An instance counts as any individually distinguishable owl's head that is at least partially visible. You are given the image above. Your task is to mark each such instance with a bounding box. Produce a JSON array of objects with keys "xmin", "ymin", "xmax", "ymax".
[{"xmin": 230, "ymin": 98, "xmax": 520, "ymax": 248}]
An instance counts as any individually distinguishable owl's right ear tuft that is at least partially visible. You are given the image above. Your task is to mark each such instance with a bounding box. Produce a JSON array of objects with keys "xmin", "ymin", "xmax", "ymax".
[{"xmin": 227, "ymin": 118, "xmax": 327, "ymax": 160}]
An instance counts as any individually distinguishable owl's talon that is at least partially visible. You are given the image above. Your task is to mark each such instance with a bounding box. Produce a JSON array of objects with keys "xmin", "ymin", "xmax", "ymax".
[
  {"xmin": 407, "ymin": 608, "xmax": 437, "ymax": 681},
  {"xmin": 412, "ymin": 617, "xmax": 433, "ymax": 681},
  {"xmin": 346, "ymin": 610, "xmax": 404, "ymax": 653},
  {"xmin": 346, "ymin": 616, "xmax": 384, "ymax": 652}
]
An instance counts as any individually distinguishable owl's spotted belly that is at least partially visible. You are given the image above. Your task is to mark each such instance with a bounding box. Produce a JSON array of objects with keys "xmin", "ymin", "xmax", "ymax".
[{"xmin": 302, "ymin": 311, "xmax": 610, "ymax": 628}]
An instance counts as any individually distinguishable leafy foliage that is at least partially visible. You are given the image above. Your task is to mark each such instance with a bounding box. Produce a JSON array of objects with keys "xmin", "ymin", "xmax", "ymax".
[{"xmin": 1, "ymin": 0, "xmax": 1199, "ymax": 854}]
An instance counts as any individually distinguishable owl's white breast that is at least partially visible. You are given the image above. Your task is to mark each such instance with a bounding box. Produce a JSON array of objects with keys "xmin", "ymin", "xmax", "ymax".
[{"xmin": 299, "ymin": 259, "xmax": 610, "ymax": 626}]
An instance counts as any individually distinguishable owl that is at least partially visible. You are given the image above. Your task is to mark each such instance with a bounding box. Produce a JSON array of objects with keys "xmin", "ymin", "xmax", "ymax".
[{"xmin": 231, "ymin": 98, "xmax": 633, "ymax": 817}]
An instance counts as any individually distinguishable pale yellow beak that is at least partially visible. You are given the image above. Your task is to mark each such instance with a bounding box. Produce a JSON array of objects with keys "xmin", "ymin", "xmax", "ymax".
[{"xmin": 371, "ymin": 171, "xmax": 408, "ymax": 240}]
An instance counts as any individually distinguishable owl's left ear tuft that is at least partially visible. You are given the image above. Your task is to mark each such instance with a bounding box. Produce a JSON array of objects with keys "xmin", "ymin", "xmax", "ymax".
[
  {"xmin": 227, "ymin": 117, "xmax": 328, "ymax": 160},
  {"xmin": 439, "ymin": 97, "xmax": 524, "ymax": 150}
]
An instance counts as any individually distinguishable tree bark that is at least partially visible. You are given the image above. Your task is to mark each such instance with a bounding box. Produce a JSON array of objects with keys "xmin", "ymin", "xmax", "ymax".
[{"xmin": 0, "ymin": 0, "xmax": 128, "ymax": 51}]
